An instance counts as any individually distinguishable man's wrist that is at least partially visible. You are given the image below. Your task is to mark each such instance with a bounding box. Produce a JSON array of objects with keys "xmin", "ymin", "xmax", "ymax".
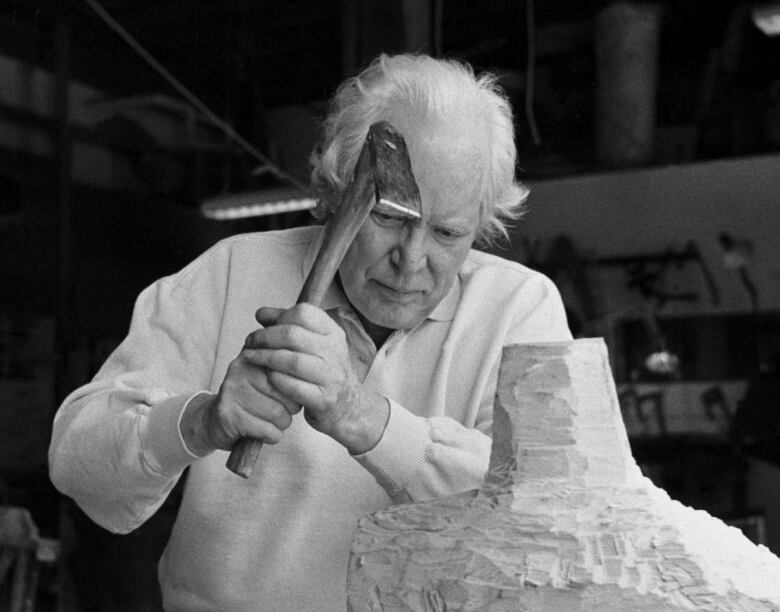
[
  {"xmin": 180, "ymin": 392, "xmax": 218, "ymax": 458},
  {"xmin": 341, "ymin": 391, "xmax": 391, "ymax": 456}
]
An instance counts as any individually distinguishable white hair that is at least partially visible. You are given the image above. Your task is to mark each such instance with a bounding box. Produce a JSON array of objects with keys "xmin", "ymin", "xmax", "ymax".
[{"xmin": 309, "ymin": 53, "xmax": 528, "ymax": 247}]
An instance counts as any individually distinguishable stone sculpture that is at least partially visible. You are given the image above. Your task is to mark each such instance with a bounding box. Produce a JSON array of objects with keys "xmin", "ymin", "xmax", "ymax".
[{"xmin": 348, "ymin": 339, "xmax": 780, "ymax": 611}]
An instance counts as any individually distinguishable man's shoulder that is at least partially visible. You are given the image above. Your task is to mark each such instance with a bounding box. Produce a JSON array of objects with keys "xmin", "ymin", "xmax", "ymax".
[
  {"xmin": 194, "ymin": 225, "xmax": 319, "ymax": 268},
  {"xmin": 213, "ymin": 225, "xmax": 320, "ymax": 256},
  {"xmin": 450, "ymin": 248, "xmax": 570, "ymax": 344},
  {"xmin": 462, "ymin": 248, "xmax": 544, "ymax": 282},
  {"xmin": 459, "ymin": 247, "xmax": 559, "ymax": 304},
  {"xmin": 166, "ymin": 225, "xmax": 320, "ymax": 287}
]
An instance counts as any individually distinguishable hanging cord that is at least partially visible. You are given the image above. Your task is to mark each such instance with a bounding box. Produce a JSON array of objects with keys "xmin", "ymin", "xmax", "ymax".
[
  {"xmin": 81, "ymin": 0, "xmax": 309, "ymax": 191},
  {"xmin": 525, "ymin": 0, "xmax": 542, "ymax": 145},
  {"xmin": 433, "ymin": 0, "xmax": 444, "ymax": 57}
]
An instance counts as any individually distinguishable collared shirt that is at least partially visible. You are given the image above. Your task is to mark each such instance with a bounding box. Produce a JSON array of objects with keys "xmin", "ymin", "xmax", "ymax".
[{"xmin": 49, "ymin": 225, "xmax": 571, "ymax": 611}]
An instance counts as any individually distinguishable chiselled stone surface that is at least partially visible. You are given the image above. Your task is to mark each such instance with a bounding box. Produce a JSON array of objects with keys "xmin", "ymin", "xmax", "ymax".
[{"xmin": 348, "ymin": 339, "xmax": 780, "ymax": 611}]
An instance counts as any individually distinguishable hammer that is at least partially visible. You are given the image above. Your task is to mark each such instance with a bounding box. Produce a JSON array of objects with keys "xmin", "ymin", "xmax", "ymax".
[{"xmin": 226, "ymin": 121, "xmax": 422, "ymax": 478}]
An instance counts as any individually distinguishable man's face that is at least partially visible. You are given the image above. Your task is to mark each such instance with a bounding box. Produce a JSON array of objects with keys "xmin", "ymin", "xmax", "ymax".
[{"xmin": 338, "ymin": 121, "xmax": 483, "ymax": 333}]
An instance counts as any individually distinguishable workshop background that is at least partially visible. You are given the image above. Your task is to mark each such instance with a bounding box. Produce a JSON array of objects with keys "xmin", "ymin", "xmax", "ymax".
[{"xmin": 1, "ymin": 0, "xmax": 779, "ymax": 610}]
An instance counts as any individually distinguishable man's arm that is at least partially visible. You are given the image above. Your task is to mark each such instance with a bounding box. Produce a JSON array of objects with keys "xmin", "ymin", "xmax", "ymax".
[
  {"xmin": 50, "ymin": 255, "xmax": 307, "ymax": 533},
  {"xmin": 48, "ymin": 268, "xmax": 222, "ymax": 532},
  {"xmin": 48, "ymin": 239, "xmax": 296, "ymax": 532}
]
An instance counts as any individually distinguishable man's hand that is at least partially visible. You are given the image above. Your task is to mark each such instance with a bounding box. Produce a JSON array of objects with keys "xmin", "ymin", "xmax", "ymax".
[
  {"xmin": 245, "ymin": 304, "xmax": 390, "ymax": 455},
  {"xmin": 180, "ymin": 340, "xmax": 301, "ymax": 457}
]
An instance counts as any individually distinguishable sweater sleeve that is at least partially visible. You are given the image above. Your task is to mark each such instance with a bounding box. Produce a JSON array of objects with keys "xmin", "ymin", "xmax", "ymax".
[
  {"xmin": 353, "ymin": 273, "xmax": 572, "ymax": 504},
  {"xmin": 49, "ymin": 254, "xmax": 225, "ymax": 533},
  {"xmin": 352, "ymin": 401, "xmax": 491, "ymax": 504}
]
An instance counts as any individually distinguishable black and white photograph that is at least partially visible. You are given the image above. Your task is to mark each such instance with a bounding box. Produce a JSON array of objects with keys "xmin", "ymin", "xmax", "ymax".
[{"xmin": 1, "ymin": 1, "xmax": 780, "ymax": 610}]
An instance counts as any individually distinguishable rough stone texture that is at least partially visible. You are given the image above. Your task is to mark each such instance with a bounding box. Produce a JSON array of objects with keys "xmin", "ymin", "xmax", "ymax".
[{"xmin": 348, "ymin": 339, "xmax": 780, "ymax": 611}]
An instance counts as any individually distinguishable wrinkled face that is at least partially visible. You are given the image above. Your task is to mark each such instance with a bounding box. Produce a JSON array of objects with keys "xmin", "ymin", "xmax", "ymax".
[{"xmin": 339, "ymin": 113, "xmax": 485, "ymax": 335}]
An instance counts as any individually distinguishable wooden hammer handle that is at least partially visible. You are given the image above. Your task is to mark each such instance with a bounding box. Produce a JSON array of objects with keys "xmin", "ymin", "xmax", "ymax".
[
  {"xmin": 225, "ymin": 436, "xmax": 264, "ymax": 477},
  {"xmin": 226, "ymin": 142, "xmax": 376, "ymax": 478}
]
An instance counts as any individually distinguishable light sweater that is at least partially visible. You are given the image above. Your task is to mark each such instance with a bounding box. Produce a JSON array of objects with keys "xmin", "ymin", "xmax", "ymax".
[{"xmin": 49, "ymin": 225, "xmax": 572, "ymax": 611}]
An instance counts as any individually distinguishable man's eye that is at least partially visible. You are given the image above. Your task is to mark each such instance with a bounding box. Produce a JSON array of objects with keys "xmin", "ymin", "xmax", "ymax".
[
  {"xmin": 371, "ymin": 211, "xmax": 404, "ymax": 226},
  {"xmin": 434, "ymin": 227, "xmax": 460, "ymax": 242}
]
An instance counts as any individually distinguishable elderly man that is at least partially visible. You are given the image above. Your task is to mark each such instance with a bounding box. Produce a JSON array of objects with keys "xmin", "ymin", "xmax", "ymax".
[{"xmin": 49, "ymin": 53, "xmax": 571, "ymax": 611}]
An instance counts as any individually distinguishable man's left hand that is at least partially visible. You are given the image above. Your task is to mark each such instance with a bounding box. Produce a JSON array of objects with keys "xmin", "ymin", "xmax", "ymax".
[{"xmin": 244, "ymin": 304, "xmax": 390, "ymax": 454}]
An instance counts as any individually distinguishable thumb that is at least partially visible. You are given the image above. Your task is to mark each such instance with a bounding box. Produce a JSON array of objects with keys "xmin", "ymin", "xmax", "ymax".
[{"xmin": 255, "ymin": 306, "xmax": 285, "ymax": 327}]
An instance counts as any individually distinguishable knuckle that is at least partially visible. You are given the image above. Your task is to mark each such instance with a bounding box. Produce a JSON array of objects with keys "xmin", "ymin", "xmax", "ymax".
[
  {"xmin": 278, "ymin": 305, "xmax": 301, "ymax": 325},
  {"xmin": 256, "ymin": 373, "xmax": 277, "ymax": 398},
  {"xmin": 280, "ymin": 325, "xmax": 298, "ymax": 345},
  {"xmin": 227, "ymin": 357, "xmax": 244, "ymax": 376},
  {"xmin": 284, "ymin": 350, "xmax": 300, "ymax": 372},
  {"xmin": 218, "ymin": 379, "xmax": 240, "ymax": 407},
  {"xmin": 236, "ymin": 350, "xmax": 260, "ymax": 372},
  {"xmin": 267, "ymin": 369, "xmax": 284, "ymax": 390},
  {"xmin": 296, "ymin": 302, "xmax": 314, "ymax": 314},
  {"xmin": 297, "ymin": 302, "xmax": 317, "ymax": 318}
]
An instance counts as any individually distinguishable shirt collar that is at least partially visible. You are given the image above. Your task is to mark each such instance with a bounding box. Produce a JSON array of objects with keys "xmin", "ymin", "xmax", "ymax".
[{"xmin": 300, "ymin": 224, "xmax": 461, "ymax": 323}]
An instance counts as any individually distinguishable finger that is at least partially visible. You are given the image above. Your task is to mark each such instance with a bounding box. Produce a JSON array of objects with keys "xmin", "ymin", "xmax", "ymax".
[
  {"xmin": 233, "ymin": 353, "xmax": 284, "ymax": 399},
  {"xmin": 235, "ymin": 413, "xmax": 286, "ymax": 445},
  {"xmin": 244, "ymin": 348, "xmax": 328, "ymax": 385},
  {"xmin": 266, "ymin": 370, "xmax": 326, "ymax": 411},
  {"xmin": 245, "ymin": 323, "xmax": 321, "ymax": 354},
  {"xmin": 236, "ymin": 392, "xmax": 294, "ymax": 431},
  {"xmin": 222, "ymin": 362, "xmax": 293, "ymax": 417},
  {"xmin": 238, "ymin": 363, "xmax": 301, "ymax": 415},
  {"xmin": 255, "ymin": 306, "xmax": 284, "ymax": 328},
  {"xmin": 276, "ymin": 303, "xmax": 338, "ymax": 334},
  {"xmin": 211, "ymin": 391, "xmax": 288, "ymax": 447}
]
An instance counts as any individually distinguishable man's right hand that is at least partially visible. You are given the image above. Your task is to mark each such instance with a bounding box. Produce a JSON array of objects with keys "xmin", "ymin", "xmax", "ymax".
[{"xmin": 180, "ymin": 343, "xmax": 301, "ymax": 457}]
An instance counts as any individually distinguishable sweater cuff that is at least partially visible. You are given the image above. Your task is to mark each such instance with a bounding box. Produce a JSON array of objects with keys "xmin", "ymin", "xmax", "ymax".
[
  {"xmin": 141, "ymin": 392, "xmax": 203, "ymax": 475},
  {"xmin": 352, "ymin": 398, "xmax": 432, "ymax": 503}
]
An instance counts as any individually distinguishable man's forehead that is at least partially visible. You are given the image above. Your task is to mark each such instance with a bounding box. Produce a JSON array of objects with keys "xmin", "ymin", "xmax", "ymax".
[
  {"xmin": 380, "ymin": 108, "xmax": 487, "ymax": 218},
  {"xmin": 407, "ymin": 128, "xmax": 487, "ymax": 184},
  {"xmin": 411, "ymin": 134, "xmax": 485, "ymax": 194},
  {"xmin": 385, "ymin": 106, "xmax": 489, "ymax": 162}
]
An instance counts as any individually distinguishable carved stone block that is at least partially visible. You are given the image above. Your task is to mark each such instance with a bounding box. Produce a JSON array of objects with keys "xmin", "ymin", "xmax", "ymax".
[{"xmin": 348, "ymin": 339, "xmax": 780, "ymax": 611}]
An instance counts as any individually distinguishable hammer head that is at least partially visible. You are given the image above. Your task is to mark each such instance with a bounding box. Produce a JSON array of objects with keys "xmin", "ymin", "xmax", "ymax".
[{"xmin": 368, "ymin": 121, "xmax": 422, "ymax": 220}]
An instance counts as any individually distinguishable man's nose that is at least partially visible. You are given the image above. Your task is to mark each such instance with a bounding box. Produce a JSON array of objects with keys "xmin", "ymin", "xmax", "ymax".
[{"xmin": 390, "ymin": 226, "xmax": 427, "ymax": 275}]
